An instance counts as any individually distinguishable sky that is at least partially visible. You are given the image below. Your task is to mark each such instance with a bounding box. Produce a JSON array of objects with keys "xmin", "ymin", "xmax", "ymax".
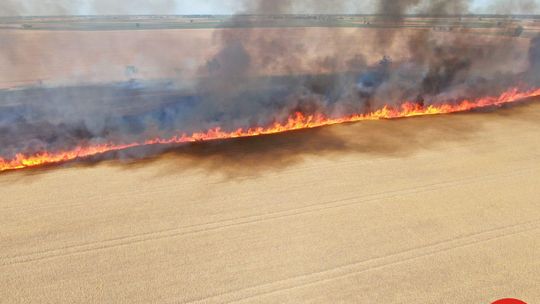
[{"xmin": 1, "ymin": 0, "xmax": 540, "ymax": 16}]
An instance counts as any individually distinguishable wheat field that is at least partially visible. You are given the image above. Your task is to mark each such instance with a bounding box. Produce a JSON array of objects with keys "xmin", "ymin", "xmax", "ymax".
[{"xmin": 1, "ymin": 100, "xmax": 539, "ymax": 303}]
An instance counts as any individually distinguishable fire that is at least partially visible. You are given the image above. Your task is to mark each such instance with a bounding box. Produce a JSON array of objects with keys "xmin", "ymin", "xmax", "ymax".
[{"xmin": 1, "ymin": 87, "xmax": 540, "ymax": 172}]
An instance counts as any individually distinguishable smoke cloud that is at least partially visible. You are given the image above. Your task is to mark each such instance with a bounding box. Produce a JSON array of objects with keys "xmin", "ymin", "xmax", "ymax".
[
  {"xmin": 1, "ymin": 0, "xmax": 539, "ymax": 162},
  {"xmin": 1, "ymin": 0, "xmax": 178, "ymax": 16},
  {"xmin": 2, "ymin": 1, "xmax": 540, "ymax": 16},
  {"xmin": 480, "ymin": 0, "xmax": 538, "ymax": 15}
]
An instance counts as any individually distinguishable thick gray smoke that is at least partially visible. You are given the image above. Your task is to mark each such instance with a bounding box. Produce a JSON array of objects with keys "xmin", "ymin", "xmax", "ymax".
[
  {"xmin": 194, "ymin": 0, "xmax": 536, "ymax": 125},
  {"xmin": 1, "ymin": 0, "xmax": 539, "ymax": 162}
]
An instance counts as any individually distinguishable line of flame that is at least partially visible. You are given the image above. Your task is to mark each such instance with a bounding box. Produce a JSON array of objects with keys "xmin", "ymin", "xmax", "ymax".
[{"xmin": 1, "ymin": 87, "xmax": 540, "ymax": 172}]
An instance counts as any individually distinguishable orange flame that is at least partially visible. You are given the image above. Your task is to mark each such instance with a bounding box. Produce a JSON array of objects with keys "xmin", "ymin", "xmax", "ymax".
[{"xmin": 1, "ymin": 87, "xmax": 540, "ymax": 172}]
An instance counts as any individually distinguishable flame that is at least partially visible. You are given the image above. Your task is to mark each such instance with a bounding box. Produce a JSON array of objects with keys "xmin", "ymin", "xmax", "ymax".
[{"xmin": 1, "ymin": 87, "xmax": 540, "ymax": 172}]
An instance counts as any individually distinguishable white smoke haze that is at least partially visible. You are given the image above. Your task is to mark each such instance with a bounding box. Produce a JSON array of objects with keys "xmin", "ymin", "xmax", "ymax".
[
  {"xmin": 2, "ymin": 0, "xmax": 540, "ymax": 16},
  {"xmin": 473, "ymin": 0, "xmax": 540, "ymax": 14}
]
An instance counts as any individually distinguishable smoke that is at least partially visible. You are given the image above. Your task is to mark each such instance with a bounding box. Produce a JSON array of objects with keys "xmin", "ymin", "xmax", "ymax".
[
  {"xmin": 0, "ymin": 0, "xmax": 179, "ymax": 16},
  {"xmin": 528, "ymin": 34, "xmax": 540, "ymax": 81},
  {"xmin": 1, "ymin": 1, "xmax": 540, "ymax": 162},
  {"xmin": 481, "ymin": 0, "xmax": 538, "ymax": 15},
  {"xmin": 195, "ymin": 0, "xmax": 530, "ymax": 126},
  {"xmin": 1, "ymin": 0, "xmax": 70, "ymax": 16},
  {"xmin": 3, "ymin": 1, "xmax": 539, "ymax": 16}
]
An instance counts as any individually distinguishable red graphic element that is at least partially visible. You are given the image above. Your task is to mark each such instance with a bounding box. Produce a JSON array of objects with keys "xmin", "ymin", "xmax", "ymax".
[{"xmin": 492, "ymin": 298, "xmax": 527, "ymax": 304}]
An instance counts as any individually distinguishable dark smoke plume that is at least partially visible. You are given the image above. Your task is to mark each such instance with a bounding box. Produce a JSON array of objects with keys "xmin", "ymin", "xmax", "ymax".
[{"xmin": 1, "ymin": 1, "xmax": 539, "ymax": 162}]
